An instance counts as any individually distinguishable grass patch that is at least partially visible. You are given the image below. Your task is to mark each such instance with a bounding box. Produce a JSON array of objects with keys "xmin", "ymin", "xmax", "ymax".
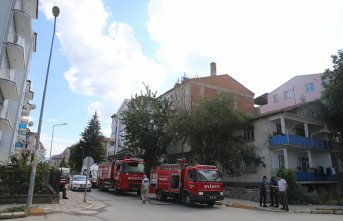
[{"xmin": 3, "ymin": 205, "xmax": 26, "ymax": 213}]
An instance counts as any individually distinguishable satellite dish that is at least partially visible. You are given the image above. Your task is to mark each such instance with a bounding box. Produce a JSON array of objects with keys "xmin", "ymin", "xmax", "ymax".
[
  {"xmin": 28, "ymin": 121, "xmax": 34, "ymax": 127},
  {"xmin": 30, "ymin": 104, "xmax": 36, "ymax": 110}
]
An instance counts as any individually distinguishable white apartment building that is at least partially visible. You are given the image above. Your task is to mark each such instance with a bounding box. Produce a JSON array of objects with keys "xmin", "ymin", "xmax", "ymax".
[
  {"xmin": 109, "ymin": 99, "xmax": 129, "ymax": 157},
  {"xmin": 0, "ymin": 0, "xmax": 37, "ymax": 164}
]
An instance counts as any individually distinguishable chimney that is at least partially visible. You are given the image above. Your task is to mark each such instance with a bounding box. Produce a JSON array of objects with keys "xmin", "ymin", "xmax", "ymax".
[{"xmin": 210, "ymin": 62, "xmax": 216, "ymax": 76}]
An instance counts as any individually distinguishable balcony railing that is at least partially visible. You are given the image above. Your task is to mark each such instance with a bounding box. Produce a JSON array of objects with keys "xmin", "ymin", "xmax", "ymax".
[
  {"xmin": 270, "ymin": 134, "xmax": 331, "ymax": 150},
  {"xmin": 294, "ymin": 172, "xmax": 337, "ymax": 182}
]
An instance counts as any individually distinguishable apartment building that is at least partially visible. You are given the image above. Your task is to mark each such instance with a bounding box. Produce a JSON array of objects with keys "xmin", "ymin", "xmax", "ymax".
[
  {"xmin": 161, "ymin": 62, "xmax": 255, "ymax": 162},
  {"xmin": 0, "ymin": 0, "xmax": 37, "ymax": 164},
  {"xmin": 227, "ymin": 74, "xmax": 343, "ymax": 196},
  {"xmin": 255, "ymin": 73, "xmax": 324, "ymax": 114},
  {"xmin": 109, "ymin": 99, "xmax": 129, "ymax": 158}
]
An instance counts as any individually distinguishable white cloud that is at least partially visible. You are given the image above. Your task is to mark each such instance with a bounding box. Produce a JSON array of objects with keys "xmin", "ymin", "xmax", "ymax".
[
  {"xmin": 41, "ymin": 0, "xmax": 167, "ymax": 103},
  {"xmin": 147, "ymin": 0, "xmax": 343, "ymax": 96}
]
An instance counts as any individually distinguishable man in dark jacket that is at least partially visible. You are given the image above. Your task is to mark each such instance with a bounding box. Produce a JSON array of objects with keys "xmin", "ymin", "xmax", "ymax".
[
  {"xmin": 269, "ymin": 176, "xmax": 279, "ymax": 207},
  {"xmin": 259, "ymin": 176, "xmax": 268, "ymax": 207}
]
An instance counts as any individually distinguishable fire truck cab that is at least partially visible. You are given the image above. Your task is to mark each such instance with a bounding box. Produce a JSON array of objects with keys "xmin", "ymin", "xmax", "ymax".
[
  {"xmin": 97, "ymin": 157, "xmax": 145, "ymax": 195},
  {"xmin": 150, "ymin": 160, "xmax": 224, "ymax": 206}
]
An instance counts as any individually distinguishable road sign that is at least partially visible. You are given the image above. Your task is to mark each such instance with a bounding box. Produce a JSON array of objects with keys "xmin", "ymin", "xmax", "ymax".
[{"xmin": 83, "ymin": 156, "xmax": 94, "ymax": 166}]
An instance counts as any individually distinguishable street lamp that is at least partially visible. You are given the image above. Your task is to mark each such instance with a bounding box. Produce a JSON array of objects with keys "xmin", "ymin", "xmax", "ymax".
[
  {"xmin": 27, "ymin": 6, "xmax": 60, "ymax": 208},
  {"xmin": 49, "ymin": 123, "xmax": 67, "ymax": 164}
]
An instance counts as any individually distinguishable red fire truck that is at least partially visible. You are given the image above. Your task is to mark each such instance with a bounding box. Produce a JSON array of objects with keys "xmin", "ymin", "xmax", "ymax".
[
  {"xmin": 97, "ymin": 157, "xmax": 145, "ymax": 195},
  {"xmin": 149, "ymin": 159, "xmax": 224, "ymax": 206}
]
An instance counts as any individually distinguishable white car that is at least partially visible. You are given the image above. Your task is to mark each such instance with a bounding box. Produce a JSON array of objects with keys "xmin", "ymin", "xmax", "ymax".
[{"xmin": 69, "ymin": 175, "xmax": 92, "ymax": 192}]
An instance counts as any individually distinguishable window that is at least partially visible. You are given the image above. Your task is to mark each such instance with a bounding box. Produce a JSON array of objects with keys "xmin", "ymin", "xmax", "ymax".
[
  {"xmin": 244, "ymin": 126, "xmax": 254, "ymax": 142},
  {"xmin": 298, "ymin": 157, "xmax": 309, "ymax": 172},
  {"xmin": 295, "ymin": 127, "xmax": 305, "ymax": 137},
  {"xmin": 278, "ymin": 155, "xmax": 285, "ymax": 169},
  {"xmin": 284, "ymin": 89, "xmax": 294, "ymax": 100},
  {"xmin": 276, "ymin": 123, "xmax": 282, "ymax": 135},
  {"xmin": 188, "ymin": 170, "xmax": 195, "ymax": 182},
  {"xmin": 273, "ymin": 95, "xmax": 279, "ymax": 103},
  {"xmin": 305, "ymin": 83, "xmax": 314, "ymax": 93},
  {"xmin": 242, "ymin": 162, "xmax": 256, "ymax": 173}
]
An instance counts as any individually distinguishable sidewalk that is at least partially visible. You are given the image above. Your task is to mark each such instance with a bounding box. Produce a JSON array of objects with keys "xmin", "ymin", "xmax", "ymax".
[
  {"xmin": 224, "ymin": 198, "xmax": 343, "ymax": 215},
  {"xmin": 0, "ymin": 190, "xmax": 106, "ymax": 219}
]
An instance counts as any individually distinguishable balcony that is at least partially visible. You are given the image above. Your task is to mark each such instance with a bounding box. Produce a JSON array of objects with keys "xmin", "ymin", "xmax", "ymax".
[
  {"xmin": 6, "ymin": 34, "xmax": 26, "ymax": 71},
  {"xmin": 13, "ymin": 9, "xmax": 32, "ymax": 43},
  {"xmin": 23, "ymin": 0, "xmax": 38, "ymax": 19},
  {"xmin": 270, "ymin": 134, "xmax": 331, "ymax": 150},
  {"xmin": 0, "ymin": 111, "xmax": 14, "ymax": 132},
  {"xmin": 0, "ymin": 118, "xmax": 11, "ymax": 132},
  {"xmin": 0, "ymin": 78, "xmax": 19, "ymax": 101},
  {"xmin": 294, "ymin": 172, "xmax": 337, "ymax": 183}
]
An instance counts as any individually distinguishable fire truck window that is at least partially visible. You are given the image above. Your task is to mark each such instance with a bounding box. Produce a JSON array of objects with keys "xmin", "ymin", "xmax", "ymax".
[
  {"xmin": 171, "ymin": 175, "xmax": 180, "ymax": 189},
  {"xmin": 116, "ymin": 164, "xmax": 121, "ymax": 171},
  {"xmin": 188, "ymin": 170, "xmax": 195, "ymax": 182}
]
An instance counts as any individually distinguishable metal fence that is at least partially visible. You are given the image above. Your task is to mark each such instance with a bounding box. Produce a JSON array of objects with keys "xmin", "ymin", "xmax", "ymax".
[{"xmin": 0, "ymin": 170, "xmax": 61, "ymax": 196}]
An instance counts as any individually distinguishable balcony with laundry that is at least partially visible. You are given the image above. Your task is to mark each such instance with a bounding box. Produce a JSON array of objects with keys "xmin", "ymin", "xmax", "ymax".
[{"xmin": 269, "ymin": 115, "xmax": 337, "ymax": 183}]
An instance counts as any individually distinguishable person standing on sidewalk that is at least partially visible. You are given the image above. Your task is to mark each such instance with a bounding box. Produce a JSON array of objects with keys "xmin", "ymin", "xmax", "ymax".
[
  {"xmin": 141, "ymin": 175, "xmax": 150, "ymax": 204},
  {"xmin": 259, "ymin": 176, "xmax": 268, "ymax": 207},
  {"xmin": 269, "ymin": 176, "xmax": 279, "ymax": 207},
  {"xmin": 276, "ymin": 175, "xmax": 288, "ymax": 211}
]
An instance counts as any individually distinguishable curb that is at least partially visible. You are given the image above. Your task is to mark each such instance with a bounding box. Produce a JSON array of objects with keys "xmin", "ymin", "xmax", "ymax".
[
  {"xmin": 0, "ymin": 211, "xmax": 26, "ymax": 219},
  {"xmin": 225, "ymin": 202, "xmax": 343, "ymax": 215}
]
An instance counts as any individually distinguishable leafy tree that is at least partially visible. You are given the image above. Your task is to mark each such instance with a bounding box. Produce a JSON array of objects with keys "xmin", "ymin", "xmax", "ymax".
[
  {"xmin": 189, "ymin": 95, "xmax": 263, "ymax": 174},
  {"xmin": 322, "ymin": 49, "xmax": 343, "ymax": 131},
  {"xmin": 122, "ymin": 85, "xmax": 175, "ymax": 174},
  {"xmin": 59, "ymin": 156, "xmax": 67, "ymax": 168},
  {"xmin": 68, "ymin": 143, "xmax": 83, "ymax": 172},
  {"xmin": 168, "ymin": 110, "xmax": 192, "ymax": 157},
  {"xmin": 0, "ymin": 152, "xmax": 51, "ymax": 194},
  {"xmin": 68, "ymin": 112, "xmax": 106, "ymax": 172}
]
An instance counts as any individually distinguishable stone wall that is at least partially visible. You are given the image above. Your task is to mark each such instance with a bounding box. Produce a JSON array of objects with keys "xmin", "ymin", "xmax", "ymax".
[{"xmin": 224, "ymin": 187, "xmax": 263, "ymax": 202}]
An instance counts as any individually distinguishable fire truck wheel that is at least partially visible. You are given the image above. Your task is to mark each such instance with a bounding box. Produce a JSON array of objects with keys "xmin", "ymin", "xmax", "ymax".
[
  {"xmin": 113, "ymin": 183, "xmax": 119, "ymax": 195},
  {"xmin": 183, "ymin": 193, "xmax": 193, "ymax": 207},
  {"xmin": 156, "ymin": 190, "xmax": 166, "ymax": 201},
  {"xmin": 99, "ymin": 182, "xmax": 104, "ymax": 191},
  {"xmin": 207, "ymin": 201, "xmax": 215, "ymax": 207}
]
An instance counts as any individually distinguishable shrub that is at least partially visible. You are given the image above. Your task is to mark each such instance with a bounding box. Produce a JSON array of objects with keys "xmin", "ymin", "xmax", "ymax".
[{"xmin": 276, "ymin": 168, "xmax": 320, "ymax": 205}]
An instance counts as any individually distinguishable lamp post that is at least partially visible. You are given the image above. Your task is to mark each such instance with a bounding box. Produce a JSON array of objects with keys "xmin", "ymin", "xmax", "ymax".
[
  {"xmin": 49, "ymin": 123, "xmax": 67, "ymax": 164},
  {"xmin": 27, "ymin": 6, "xmax": 60, "ymax": 208}
]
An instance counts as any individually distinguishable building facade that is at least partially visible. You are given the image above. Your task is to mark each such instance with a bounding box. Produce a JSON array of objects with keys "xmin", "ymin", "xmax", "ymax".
[
  {"xmin": 109, "ymin": 99, "xmax": 129, "ymax": 158},
  {"xmin": 0, "ymin": 0, "xmax": 37, "ymax": 164},
  {"xmin": 254, "ymin": 74, "xmax": 324, "ymax": 114},
  {"xmin": 227, "ymin": 74, "xmax": 343, "ymax": 196}
]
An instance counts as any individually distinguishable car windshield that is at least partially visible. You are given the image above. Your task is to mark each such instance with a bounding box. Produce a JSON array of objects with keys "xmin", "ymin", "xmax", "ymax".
[
  {"xmin": 123, "ymin": 162, "xmax": 144, "ymax": 174},
  {"xmin": 197, "ymin": 170, "xmax": 220, "ymax": 182},
  {"xmin": 74, "ymin": 176, "xmax": 86, "ymax": 181}
]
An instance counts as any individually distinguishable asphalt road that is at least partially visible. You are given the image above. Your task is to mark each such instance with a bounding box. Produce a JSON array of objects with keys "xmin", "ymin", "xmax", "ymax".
[{"xmin": 11, "ymin": 189, "xmax": 343, "ymax": 221}]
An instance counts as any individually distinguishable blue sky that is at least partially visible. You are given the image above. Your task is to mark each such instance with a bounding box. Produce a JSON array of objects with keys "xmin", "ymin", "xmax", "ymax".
[{"xmin": 29, "ymin": 0, "xmax": 343, "ymax": 158}]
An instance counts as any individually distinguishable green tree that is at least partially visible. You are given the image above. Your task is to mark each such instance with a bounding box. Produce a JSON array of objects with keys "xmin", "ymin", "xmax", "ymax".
[
  {"xmin": 68, "ymin": 112, "xmax": 106, "ymax": 172},
  {"xmin": 122, "ymin": 85, "xmax": 174, "ymax": 174},
  {"xmin": 322, "ymin": 49, "xmax": 343, "ymax": 131},
  {"xmin": 68, "ymin": 143, "xmax": 82, "ymax": 172},
  {"xmin": 168, "ymin": 110, "xmax": 192, "ymax": 157},
  {"xmin": 189, "ymin": 95, "xmax": 263, "ymax": 174},
  {"xmin": 59, "ymin": 156, "xmax": 67, "ymax": 168}
]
